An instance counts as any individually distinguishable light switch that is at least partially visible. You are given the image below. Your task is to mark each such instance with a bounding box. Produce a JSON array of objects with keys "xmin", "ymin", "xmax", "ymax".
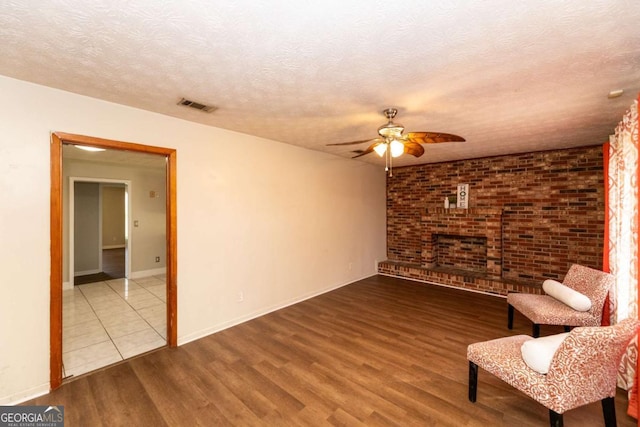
[{"xmin": 134, "ymin": 220, "xmax": 139, "ymax": 227}]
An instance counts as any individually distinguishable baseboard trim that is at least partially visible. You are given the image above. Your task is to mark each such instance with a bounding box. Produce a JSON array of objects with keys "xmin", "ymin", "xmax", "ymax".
[
  {"xmin": 130, "ymin": 267, "xmax": 166, "ymax": 279},
  {"xmin": 74, "ymin": 269, "xmax": 100, "ymax": 276},
  {"xmin": 0, "ymin": 382, "xmax": 49, "ymax": 405},
  {"xmin": 62, "ymin": 281, "xmax": 71, "ymax": 290},
  {"xmin": 102, "ymin": 244, "xmax": 125, "ymax": 249},
  {"xmin": 178, "ymin": 273, "xmax": 373, "ymax": 346}
]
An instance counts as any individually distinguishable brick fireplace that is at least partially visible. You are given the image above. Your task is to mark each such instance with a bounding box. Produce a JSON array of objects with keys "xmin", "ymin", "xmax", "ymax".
[
  {"xmin": 422, "ymin": 208, "xmax": 502, "ymax": 277},
  {"xmin": 434, "ymin": 234, "xmax": 487, "ymax": 272},
  {"xmin": 379, "ymin": 146, "xmax": 605, "ymax": 296}
]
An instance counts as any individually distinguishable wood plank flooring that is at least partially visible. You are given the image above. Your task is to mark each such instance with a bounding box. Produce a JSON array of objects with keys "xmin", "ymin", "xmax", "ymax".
[
  {"xmin": 27, "ymin": 275, "xmax": 636, "ymax": 426},
  {"xmin": 74, "ymin": 248, "xmax": 125, "ymax": 285}
]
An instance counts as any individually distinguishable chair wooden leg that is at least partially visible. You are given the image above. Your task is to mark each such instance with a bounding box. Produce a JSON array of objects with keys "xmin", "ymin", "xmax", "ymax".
[
  {"xmin": 601, "ymin": 396, "xmax": 616, "ymax": 427},
  {"xmin": 468, "ymin": 361, "xmax": 478, "ymax": 402},
  {"xmin": 549, "ymin": 410, "xmax": 563, "ymax": 427},
  {"xmin": 533, "ymin": 323, "xmax": 540, "ymax": 338},
  {"xmin": 507, "ymin": 304, "xmax": 514, "ymax": 329}
]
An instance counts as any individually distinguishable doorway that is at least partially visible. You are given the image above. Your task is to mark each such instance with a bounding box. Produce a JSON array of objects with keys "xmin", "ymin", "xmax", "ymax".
[
  {"xmin": 69, "ymin": 179, "xmax": 131, "ymax": 288},
  {"xmin": 50, "ymin": 132, "xmax": 177, "ymax": 390},
  {"xmin": 100, "ymin": 184, "xmax": 127, "ymax": 281}
]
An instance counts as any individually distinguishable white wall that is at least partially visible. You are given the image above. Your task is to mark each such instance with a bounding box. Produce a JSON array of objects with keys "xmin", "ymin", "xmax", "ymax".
[{"xmin": 0, "ymin": 75, "xmax": 387, "ymax": 404}]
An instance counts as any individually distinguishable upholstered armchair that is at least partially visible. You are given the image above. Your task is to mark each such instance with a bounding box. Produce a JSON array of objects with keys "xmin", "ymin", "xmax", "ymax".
[
  {"xmin": 467, "ymin": 319, "xmax": 639, "ymax": 427},
  {"xmin": 507, "ymin": 264, "xmax": 614, "ymax": 337}
]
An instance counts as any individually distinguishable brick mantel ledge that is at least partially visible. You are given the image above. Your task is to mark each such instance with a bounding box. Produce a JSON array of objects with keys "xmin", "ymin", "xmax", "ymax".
[{"xmin": 425, "ymin": 207, "xmax": 504, "ymax": 216}]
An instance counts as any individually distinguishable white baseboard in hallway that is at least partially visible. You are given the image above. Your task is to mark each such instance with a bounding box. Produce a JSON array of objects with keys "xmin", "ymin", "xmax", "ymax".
[
  {"xmin": 130, "ymin": 267, "xmax": 166, "ymax": 279},
  {"xmin": 74, "ymin": 268, "xmax": 101, "ymax": 276}
]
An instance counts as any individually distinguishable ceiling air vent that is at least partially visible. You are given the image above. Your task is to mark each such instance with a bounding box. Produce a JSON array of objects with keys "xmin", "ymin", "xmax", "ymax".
[{"xmin": 177, "ymin": 98, "xmax": 218, "ymax": 113}]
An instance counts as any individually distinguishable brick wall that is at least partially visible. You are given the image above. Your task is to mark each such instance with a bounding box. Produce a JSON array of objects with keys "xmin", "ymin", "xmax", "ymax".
[
  {"xmin": 381, "ymin": 145, "xmax": 605, "ymax": 294},
  {"xmin": 435, "ymin": 234, "xmax": 487, "ymax": 272}
]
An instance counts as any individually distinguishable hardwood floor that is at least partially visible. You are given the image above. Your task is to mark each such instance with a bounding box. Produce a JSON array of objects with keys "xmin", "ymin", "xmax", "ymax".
[
  {"xmin": 101, "ymin": 248, "xmax": 125, "ymax": 278},
  {"xmin": 74, "ymin": 248, "xmax": 125, "ymax": 285},
  {"xmin": 27, "ymin": 275, "xmax": 636, "ymax": 426}
]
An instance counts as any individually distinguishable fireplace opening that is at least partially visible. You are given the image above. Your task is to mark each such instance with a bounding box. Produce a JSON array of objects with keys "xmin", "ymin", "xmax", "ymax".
[{"xmin": 435, "ymin": 234, "xmax": 488, "ymax": 273}]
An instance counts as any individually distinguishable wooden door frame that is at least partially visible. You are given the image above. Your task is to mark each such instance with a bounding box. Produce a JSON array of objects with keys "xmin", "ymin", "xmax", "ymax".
[{"xmin": 50, "ymin": 132, "xmax": 177, "ymax": 390}]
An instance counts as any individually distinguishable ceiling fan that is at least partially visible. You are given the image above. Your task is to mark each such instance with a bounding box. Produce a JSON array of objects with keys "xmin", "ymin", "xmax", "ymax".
[{"xmin": 327, "ymin": 108, "xmax": 465, "ymax": 175}]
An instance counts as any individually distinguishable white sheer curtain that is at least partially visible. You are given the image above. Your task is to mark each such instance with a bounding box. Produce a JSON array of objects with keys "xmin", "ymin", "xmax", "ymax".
[{"xmin": 607, "ymin": 99, "xmax": 638, "ymax": 402}]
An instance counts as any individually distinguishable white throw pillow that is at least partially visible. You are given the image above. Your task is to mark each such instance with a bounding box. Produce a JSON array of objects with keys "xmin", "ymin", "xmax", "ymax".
[
  {"xmin": 542, "ymin": 279, "xmax": 592, "ymax": 312},
  {"xmin": 521, "ymin": 332, "xmax": 570, "ymax": 374}
]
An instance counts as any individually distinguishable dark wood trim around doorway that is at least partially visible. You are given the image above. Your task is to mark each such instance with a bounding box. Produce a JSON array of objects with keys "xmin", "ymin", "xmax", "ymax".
[
  {"xmin": 50, "ymin": 132, "xmax": 178, "ymax": 390},
  {"xmin": 50, "ymin": 134, "xmax": 63, "ymax": 390}
]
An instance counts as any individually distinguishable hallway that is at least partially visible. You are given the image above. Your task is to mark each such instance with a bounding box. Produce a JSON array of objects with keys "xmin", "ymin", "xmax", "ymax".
[{"xmin": 63, "ymin": 275, "xmax": 166, "ymax": 378}]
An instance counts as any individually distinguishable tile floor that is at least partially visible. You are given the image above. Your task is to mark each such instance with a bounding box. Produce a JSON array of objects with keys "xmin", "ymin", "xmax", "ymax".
[{"xmin": 62, "ymin": 275, "xmax": 167, "ymax": 379}]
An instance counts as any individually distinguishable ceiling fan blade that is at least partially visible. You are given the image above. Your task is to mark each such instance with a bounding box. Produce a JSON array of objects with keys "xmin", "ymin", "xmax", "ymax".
[
  {"xmin": 403, "ymin": 141, "xmax": 425, "ymax": 157},
  {"xmin": 351, "ymin": 141, "xmax": 382, "ymax": 158},
  {"xmin": 327, "ymin": 138, "xmax": 377, "ymax": 146},
  {"xmin": 406, "ymin": 132, "xmax": 465, "ymax": 144}
]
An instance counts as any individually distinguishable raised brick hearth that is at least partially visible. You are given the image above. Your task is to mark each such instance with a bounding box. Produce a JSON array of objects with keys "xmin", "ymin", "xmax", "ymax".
[
  {"xmin": 378, "ymin": 260, "xmax": 541, "ymax": 295},
  {"xmin": 380, "ymin": 146, "xmax": 605, "ymax": 296}
]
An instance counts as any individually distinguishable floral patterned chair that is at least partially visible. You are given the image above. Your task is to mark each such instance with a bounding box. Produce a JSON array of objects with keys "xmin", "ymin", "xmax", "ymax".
[
  {"xmin": 507, "ymin": 264, "xmax": 614, "ymax": 338},
  {"xmin": 467, "ymin": 319, "xmax": 639, "ymax": 427}
]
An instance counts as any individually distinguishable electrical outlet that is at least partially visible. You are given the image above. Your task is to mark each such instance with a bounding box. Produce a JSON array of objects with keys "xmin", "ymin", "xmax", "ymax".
[
  {"xmin": 349, "ymin": 262, "xmax": 353, "ymax": 271},
  {"xmin": 155, "ymin": 256, "xmax": 160, "ymax": 263},
  {"xmin": 237, "ymin": 292, "xmax": 244, "ymax": 302}
]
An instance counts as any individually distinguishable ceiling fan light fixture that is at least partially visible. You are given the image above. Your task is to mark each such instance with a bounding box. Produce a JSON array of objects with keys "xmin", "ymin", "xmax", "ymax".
[
  {"xmin": 374, "ymin": 143, "xmax": 387, "ymax": 157},
  {"xmin": 390, "ymin": 139, "xmax": 404, "ymax": 157},
  {"xmin": 378, "ymin": 122, "xmax": 404, "ymax": 138},
  {"xmin": 326, "ymin": 106, "xmax": 464, "ymax": 177},
  {"xmin": 74, "ymin": 145, "xmax": 106, "ymax": 152}
]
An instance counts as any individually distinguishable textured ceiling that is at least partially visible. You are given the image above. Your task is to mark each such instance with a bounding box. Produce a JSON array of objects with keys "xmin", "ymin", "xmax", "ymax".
[{"xmin": 1, "ymin": 0, "xmax": 639, "ymax": 167}]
